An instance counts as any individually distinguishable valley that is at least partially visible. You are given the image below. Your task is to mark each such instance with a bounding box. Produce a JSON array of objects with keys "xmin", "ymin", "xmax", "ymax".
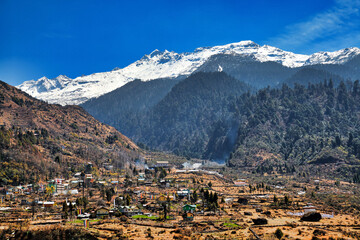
[{"xmin": 1, "ymin": 41, "xmax": 360, "ymax": 239}]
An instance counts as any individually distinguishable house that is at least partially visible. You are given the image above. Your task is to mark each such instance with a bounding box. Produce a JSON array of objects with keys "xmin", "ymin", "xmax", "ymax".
[
  {"xmin": 68, "ymin": 189, "xmax": 79, "ymax": 195},
  {"xmin": 104, "ymin": 164, "xmax": 113, "ymax": 171},
  {"xmin": 77, "ymin": 213, "xmax": 90, "ymax": 219},
  {"xmin": 182, "ymin": 212, "xmax": 194, "ymax": 221},
  {"xmin": 155, "ymin": 161, "xmax": 169, "ymax": 168},
  {"xmin": 56, "ymin": 184, "xmax": 66, "ymax": 194},
  {"xmin": 143, "ymin": 202, "xmax": 158, "ymax": 211},
  {"xmin": 74, "ymin": 172, "xmax": 82, "ymax": 179},
  {"xmin": 119, "ymin": 206, "xmax": 143, "ymax": 217},
  {"xmin": 96, "ymin": 207, "xmax": 110, "ymax": 218},
  {"xmin": 14, "ymin": 186, "xmax": 24, "ymax": 195},
  {"xmin": 127, "ymin": 209, "xmax": 143, "ymax": 217},
  {"xmin": 97, "ymin": 180, "xmax": 106, "ymax": 185},
  {"xmin": 177, "ymin": 189, "xmax": 190, "ymax": 197},
  {"xmin": 54, "ymin": 178, "xmax": 65, "ymax": 185},
  {"xmin": 138, "ymin": 178, "xmax": 145, "ymax": 185},
  {"xmin": 24, "ymin": 184, "xmax": 33, "ymax": 194},
  {"xmin": 183, "ymin": 204, "xmax": 196, "ymax": 213},
  {"xmin": 43, "ymin": 201, "xmax": 55, "ymax": 208},
  {"xmin": 182, "ymin": 162, "xmax": 192, "ymax": 169},
  {"xmin": 224, "ymin": 198, "xmax": 235, "ymax": 204},
  {"xmin": 159, "ymin": 179, "xmax": 168, "ymax": 188},
  {"xmin": 144, "ymin": 181, "xmax": 153, "ymax": 186},
  {"xmin": 303, "ymin": 205, "xmax": 316, "ymax": 213},
  {"xmin": 70, "ymin": 180, "xmax": 79, "ymax": 187},
  {"xmin": 234, "ymin": 181, "xmax": 248, "ymax": 187}
]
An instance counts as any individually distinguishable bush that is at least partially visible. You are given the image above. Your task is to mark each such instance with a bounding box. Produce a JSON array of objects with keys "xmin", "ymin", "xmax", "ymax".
[
  {"xmin": 252, "ymin": 218, "xmax": 268, "ymax": 225},
  {"xmin": 313, "ymin": 229, "xmax": 326, "ymax": 236},
  {"xmin": 301, "ymin": 212, "xmax": 322, "ymax": 222},
  {"xmin": 275, "ymin": 228, "xmax": 284, "ymax": 239}
]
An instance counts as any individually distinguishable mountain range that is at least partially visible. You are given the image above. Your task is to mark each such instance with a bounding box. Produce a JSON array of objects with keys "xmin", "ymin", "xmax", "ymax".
[
  {"xmin": 18, "ymin": 41, "xmax": 360, "ymax": 105},
  {"xmin": 12, "ymin": 40, "xmax": 360, "ymax": 181}
]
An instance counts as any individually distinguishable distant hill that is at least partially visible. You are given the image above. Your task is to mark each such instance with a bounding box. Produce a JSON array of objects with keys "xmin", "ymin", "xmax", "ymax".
[
  {"xmin": 82, "ymin": 71, "xmax": 250, "ymax": 159},
  {"xmin": 0, "ymin": 80, "xmax": 139, "ymax": 186}
]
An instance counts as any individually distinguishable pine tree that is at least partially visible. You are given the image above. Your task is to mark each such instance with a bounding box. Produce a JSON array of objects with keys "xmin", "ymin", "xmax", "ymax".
[{"xmin": 62, "ymin": 201, "xmax": 68, "ymax": 219}]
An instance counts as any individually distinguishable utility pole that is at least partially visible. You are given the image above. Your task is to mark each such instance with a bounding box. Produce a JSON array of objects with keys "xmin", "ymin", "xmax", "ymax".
[
  {"xmin": 31, "ymin": 200, "xmax": 36, "ymax": 220},
  {"xmin": 81, "ymin": 172, "xmax": 85, "ymax": 198},
  {"xmin": 81, "ymin": 172, "xmax": 85, "ymax": 212}
]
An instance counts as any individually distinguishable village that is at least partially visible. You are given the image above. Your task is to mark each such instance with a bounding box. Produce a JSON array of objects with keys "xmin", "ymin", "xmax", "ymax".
[{"xmin": 0, "ymin": 156, "xmax": 360, "ymax": 240}]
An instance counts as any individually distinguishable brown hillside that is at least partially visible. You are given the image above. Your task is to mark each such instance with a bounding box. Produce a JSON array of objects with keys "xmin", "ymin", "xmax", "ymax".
[{"xmin": 0, "ymin": 80, "xmax": 140, "ymax": 185}]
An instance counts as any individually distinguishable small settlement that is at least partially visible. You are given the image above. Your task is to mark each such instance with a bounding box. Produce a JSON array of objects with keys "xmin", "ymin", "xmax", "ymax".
[{"xmin": 0, "ymin": 158, "xmax": 360, "ymax": 239}]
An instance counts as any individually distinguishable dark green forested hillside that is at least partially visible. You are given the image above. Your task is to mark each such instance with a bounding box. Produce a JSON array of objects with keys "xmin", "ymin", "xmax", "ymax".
[
  {"xmin": 228, "ymin": 80, "xmax": 360, "ymax": 180},
  {"xmin": 83, "ymin": 72, "xmax": 250, "ymax": 159},
  {"xmin": 130, "ymin": 72, "xmax": 250, "ymax": 158},
  {"xmin": 283, "ymin": 67, "xmax": 343, "ymax": 87}
]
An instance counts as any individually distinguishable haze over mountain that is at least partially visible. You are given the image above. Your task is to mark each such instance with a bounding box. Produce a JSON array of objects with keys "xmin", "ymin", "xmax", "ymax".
[{"xmin": 18, "ymin": 41, "xmax": 360, "ymax": 105}]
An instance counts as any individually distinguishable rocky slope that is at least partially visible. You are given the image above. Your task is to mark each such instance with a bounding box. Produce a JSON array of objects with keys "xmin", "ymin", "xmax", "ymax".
[{"xmin": 0, "ymin": 80, "xmax": 139, "ymax": 185}]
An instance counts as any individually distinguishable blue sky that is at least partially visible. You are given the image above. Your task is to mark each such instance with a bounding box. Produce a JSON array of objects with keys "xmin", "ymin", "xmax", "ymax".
[{"xmin": 1, "ymin": 0, "xmax": 360, "ymax": 86}]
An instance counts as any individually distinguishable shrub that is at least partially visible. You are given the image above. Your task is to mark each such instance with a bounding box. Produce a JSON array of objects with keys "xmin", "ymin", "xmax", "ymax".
[{"xmin": 275, "ymin": 228, "xmax": 284, "ymax": 239}]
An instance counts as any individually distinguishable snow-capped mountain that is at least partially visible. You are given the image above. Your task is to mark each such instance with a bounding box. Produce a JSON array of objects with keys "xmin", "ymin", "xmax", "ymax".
[
  {"xmin": 19, "ymin": 75, "xmax": 72, "ymax": 95},
  {"xmin": 18, "ymin": 41, "xmax": 360, "ymax": 105},
  {"xmin": 304, "ymin": 47, "xmax": 360, "ymax": 65}
]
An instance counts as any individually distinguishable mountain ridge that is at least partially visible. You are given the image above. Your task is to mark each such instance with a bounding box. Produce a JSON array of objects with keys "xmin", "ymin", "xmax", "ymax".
[{"xmin": 18, "ymin": 41, "xmax": 360, "ymax": 105}]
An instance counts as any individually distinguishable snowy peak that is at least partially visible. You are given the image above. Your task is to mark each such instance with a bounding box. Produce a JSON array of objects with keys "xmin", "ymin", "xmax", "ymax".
[
  {"xmin": 139, "ymin": 49, "xmax": 181, "ymax": 65},
  {"xmin": 53, "ymin": 75, "xmax": 72, "ymax": 88},
  {"xmin": 19, "ymin": 75, "xmax": 72, "ymax": 96},
  {"xmin": 17, "ymin": 41, "xmax": 360, "ymax": 106},
  {"xmin": 135, "ymin": 40, "xmax": 308, "ymax": 70},
  {"xmin": 305, "ymin": 47, "xmax": 360, "ymax": 65},
  {"xmin": 55, "ymin": 74, "xmax": 71, "ymax": 81}
]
